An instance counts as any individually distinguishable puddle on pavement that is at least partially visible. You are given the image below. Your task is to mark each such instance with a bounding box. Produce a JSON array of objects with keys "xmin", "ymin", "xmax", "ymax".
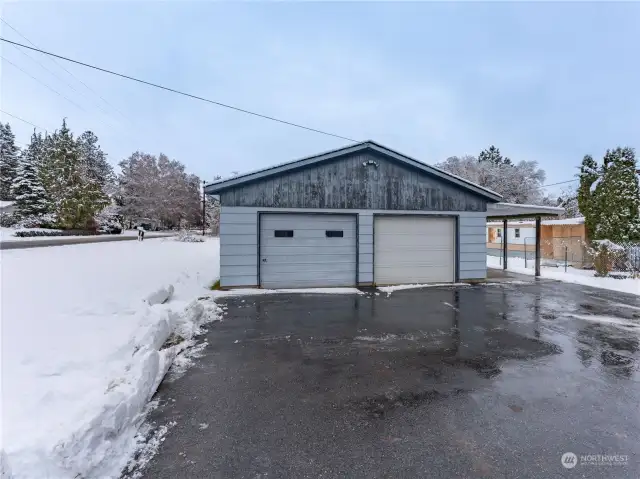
[{"xmin": 357, "ymin": 388, "xmax": 468, "ymax": 418}]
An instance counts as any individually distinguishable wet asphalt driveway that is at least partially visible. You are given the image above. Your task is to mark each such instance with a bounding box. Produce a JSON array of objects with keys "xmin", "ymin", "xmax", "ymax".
[{"xmin": 133, "ymin": 278, "xmax": 640, "ymax": 479}]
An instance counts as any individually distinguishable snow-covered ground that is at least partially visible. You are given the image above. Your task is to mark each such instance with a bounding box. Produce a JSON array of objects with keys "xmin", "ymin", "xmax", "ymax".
[
  {"xmin": 487, "ymin": 255, "xmax": 639, "ymax": 295},
  {"xmin": 1, "ymin": 238, "xmax": 221, "ymax": 478}
]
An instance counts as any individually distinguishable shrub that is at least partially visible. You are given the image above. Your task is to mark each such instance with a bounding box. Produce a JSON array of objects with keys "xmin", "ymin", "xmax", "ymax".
[
  {"xmin": 15, "ymin": 213, "xmax": 59, "ymax": 229},
  {"xmin": 0, "ymin": 213, "xmax": 17, "ymax": 227},
  {"xmin": 588, "ymin": 240, "xmax": 626, "ymax": 277},
  {"xmin": 176, "ymin": 230, "xmax": 204, "ymax": 243},
  {"xmin": 13, "ymin": 230, "xmax": 95, "ymax": 238}
]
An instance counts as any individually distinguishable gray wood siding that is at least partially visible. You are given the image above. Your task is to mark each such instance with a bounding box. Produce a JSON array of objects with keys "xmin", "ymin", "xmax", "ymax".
[
  {"xmin": 219, "ymin": 207, "xmax": 487, "ymax": 287},
  {"xmin": 220, "ymin": 153, "xmax": 487, "ymax": 212}
]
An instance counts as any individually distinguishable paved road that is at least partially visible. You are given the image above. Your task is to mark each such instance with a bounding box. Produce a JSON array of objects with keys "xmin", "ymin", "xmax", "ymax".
[
  {"xmin": 0, "ymin": 233, "xmax": 174, "ymax": 250},
  {"xmin": 130, "ymin": 280, "xmax": 640, "ymax": 479}
]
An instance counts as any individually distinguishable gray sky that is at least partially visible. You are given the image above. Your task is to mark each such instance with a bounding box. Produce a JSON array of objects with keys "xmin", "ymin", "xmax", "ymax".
[{"xmin": 2, "ymin": 2, "xmax": 639, "ymax": 196}]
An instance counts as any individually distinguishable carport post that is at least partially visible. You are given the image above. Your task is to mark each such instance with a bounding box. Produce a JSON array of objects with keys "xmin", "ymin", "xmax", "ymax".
[
  {"xmin": 502, "ymin": 219, "xmax": 508, "ymax": 270},
  {"xmin": 535, "ymin": 216, "xmax": 541, "ymax": 277}
]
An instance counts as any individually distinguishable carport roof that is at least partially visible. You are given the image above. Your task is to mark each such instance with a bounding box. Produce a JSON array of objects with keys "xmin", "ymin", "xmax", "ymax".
[
  {"xmin": 204, "ymin": 141, "xmax": 504, "ymax": 202},
  {"xmin": 487, "ymin": 202, "xmax": 564, "ymax": 219}
]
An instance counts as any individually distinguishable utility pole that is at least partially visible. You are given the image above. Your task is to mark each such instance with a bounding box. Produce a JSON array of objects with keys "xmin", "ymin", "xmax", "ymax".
[{"xmin": 202, "ymin": 180, "xmax": 206, "ymax": 236}]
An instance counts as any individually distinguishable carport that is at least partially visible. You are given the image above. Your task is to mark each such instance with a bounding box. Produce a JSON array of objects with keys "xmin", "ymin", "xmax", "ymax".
[{"xmin": 487, "ymin": 203, "xmax": 564, "ymax": 277}]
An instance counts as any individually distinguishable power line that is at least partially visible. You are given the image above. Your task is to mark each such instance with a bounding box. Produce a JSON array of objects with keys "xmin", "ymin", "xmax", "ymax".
[
  {"xmin": 0, "ymin": 18, "xmax": 130, "ymax": 122},
  {"xmin": 0, "ymin": 55, "xmax": 88, "ymax": 113},
  {"xmin": 0, "ymin": 38, "xmax": 360, "ymax": 143},
  {"xmin": 5, "ymin": 40, "xmax": 123, "ymax": 128},
  {"xmin": 542, "ymin": 179, "xmax": 578, "ymax": 188},
  {"xmin": 0, "ymin": 109, "xmax": 48, "ymax": 132}
]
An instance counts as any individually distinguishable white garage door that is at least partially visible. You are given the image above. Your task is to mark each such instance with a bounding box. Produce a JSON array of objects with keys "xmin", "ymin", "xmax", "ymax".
[
  {"xmin": 374, "ymin": 216, "xmax": 455, "ymax": 285},
  {"xmin": 260, "ymin": 214, "xmax": 356, "ymax": 289}
]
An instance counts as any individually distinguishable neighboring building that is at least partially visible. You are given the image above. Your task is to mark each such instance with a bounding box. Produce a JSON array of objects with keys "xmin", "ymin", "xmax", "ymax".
[
  {"xmin": 206, "ymin": 141, "xmax": 504, "ymax": 289},
  {"xmin": 487, "ymin": 217, "xmax": 587, "ymax": 265}
]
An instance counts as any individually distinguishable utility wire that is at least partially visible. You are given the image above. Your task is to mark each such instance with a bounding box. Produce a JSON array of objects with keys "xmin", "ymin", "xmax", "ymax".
[
  {"xmin": 0, "ymin": 19, "xmax": 130, "ymax": 122},
  {"xmin": 1, "ymin": 55, "xmax": 142, "ymax": 147},
  {"xmin": 541, "ymin": 179, "xmax": 578, "ymax": 188},
  {"xmin": 1, "ymin": 55, "xmax": 88, "ymax": 113},
  {"xmin": 0, "ymin": 109, "xmax": 48, "ymax": 132},
  {"xmin": 0, "ymin": 38, "xmax": 360, "ymax": 143},
  {"xmin": 5, "ymin": 41, "xmax": 124, "ymax": 128}
]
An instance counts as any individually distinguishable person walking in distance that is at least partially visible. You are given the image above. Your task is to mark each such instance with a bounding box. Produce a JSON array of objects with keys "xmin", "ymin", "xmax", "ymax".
[{"xmin": 137, "ymin": 225, "xmax": 145, "ymax": 241}]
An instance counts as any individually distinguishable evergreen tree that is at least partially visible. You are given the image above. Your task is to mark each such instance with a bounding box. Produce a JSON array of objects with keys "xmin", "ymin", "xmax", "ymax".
[
  {"xmin": 10, "ymin": 132, "xmax": 49, "ymax": 218},
  {"xmin": 43, "ymin": 119, "xmax": 108, "ymax": 229},
  {"xmin": 577, "ymin": 154, "xmax": 600, "ymax": 239},
  {"xmin": 77, "ymin": 130, "xmax": 114, "ymax": 193},
  {"xmin": 594, "ymin": 147, "xmax": 640, "ymax": 241},
  {"xmin": 0, "ymin": 122, "xmax": 20, "ymax": 200},
  {"xmin": 479, "ymin": 145, "xmax": 512, "ymax": 166}
]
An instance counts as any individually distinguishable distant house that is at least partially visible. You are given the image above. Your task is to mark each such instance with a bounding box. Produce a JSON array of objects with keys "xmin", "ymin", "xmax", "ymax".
[{"xmin": 487, "ymin": 217, "xmax": 587, "ymax": 266}]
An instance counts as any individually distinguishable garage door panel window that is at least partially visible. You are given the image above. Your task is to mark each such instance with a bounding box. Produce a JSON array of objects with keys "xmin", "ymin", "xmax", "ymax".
[
  {"xmin": 325, "ymin": 230, "xmax": 344, "ymax": 238},
  {"xmin": 274, "ymin": 230, "xmax": 294, "ymax": 238}
]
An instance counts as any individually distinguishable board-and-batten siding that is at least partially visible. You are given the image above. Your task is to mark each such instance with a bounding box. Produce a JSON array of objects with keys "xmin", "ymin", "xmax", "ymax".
[
  {"xmin": 219, "ymin": 152, "xmax": 487, "ymax": 212},
  {"xmin": 219, "ymin": 207, "xmax": 487, "ymax": 287}
]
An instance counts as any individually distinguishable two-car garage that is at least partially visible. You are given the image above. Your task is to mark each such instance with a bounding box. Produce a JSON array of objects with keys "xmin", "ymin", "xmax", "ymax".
[
  {"xmin": 207, "ymin": 141, "xmax": 501, "ymax": 289},
  {"xmin": 259, "ymin": 213, "xmax": 456, "ymax": 288}
]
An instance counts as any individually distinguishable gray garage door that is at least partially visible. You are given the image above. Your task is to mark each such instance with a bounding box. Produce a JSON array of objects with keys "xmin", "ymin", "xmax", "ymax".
[
  {"xmin": 374, "ymin": 216, "xmax": 455, "ymax": 285},
  {"xmin": 260, "ymin": 214, "xmax": 356, "ymax": 289}
]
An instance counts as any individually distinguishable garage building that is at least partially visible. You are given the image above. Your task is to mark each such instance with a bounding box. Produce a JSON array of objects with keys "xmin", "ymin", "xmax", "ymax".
[{"xmin": 205, "ymin": 141, "xmax": 504, "ymax": 289}]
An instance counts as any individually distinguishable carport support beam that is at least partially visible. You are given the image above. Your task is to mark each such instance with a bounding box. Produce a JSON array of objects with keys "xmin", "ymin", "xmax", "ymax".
[
  {"xmin": 502, "ymin": 219, "xmax": 508, "ymax": 270},
  {"xmin": 535, "ymin": 216, "xmax": 541, "ymax": 277}
]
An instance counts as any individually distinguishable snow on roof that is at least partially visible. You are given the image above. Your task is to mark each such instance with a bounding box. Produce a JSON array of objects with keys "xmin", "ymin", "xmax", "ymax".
[
  {"xmin": 487, "ymin": 202, "xmax": 564, "ymax": 218},
  {"xmin": 487, "ymin": 217, "xmax": 585, "ymax": 227},
  {"xmin": 487, "ymin": 220, "xmax": 534, "ymax": 227},
  {"xmin": 542, "ymin": 217, "xmax": 585, "ymax": 225},
  {"xmin": 0, "ymin": 201, "xmax": 14, "ymax": 209}
]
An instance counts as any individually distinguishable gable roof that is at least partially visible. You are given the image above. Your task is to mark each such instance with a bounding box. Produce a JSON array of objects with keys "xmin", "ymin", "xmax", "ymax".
[{"xmin": 204, "ymin": 140, "xmax": 503, "ymax": 202}]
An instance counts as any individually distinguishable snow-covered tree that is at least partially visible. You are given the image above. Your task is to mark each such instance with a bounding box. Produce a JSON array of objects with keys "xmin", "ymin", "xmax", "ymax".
[
  {"xmin": 41, "ymin": 119, "xmax": 108, "ymax": 229},
  {"xmin": 0, "ymin": 122, "xmax": 20, "ymax": 200},
  {"xmin": 77, "ymin": 131, "xmax": 115, "ymax": 194},
  {"xmin": 577, "ymin": 154, "xmax": 600, "ymax": 239},
  {"xmin": 10, "ymin": 131, "xmax": 50, "ymax": 218},
  {"xmin": 556, "ymin": 186, "xmax": 580, "ymax": 219},
  {"xmin": 436, "ymin": 155, "xmax": 546, "ymax": 204},
  {"xmin": 118, "ymin": 151, "xmax": 202, "ymax": 228},
  {"xmin": 594, "ymin": 147, "xmax": 640, "ymax": 241},
  {"xmin": 478, "ymin": 145, "xmax": 512, "ymax": 166}
]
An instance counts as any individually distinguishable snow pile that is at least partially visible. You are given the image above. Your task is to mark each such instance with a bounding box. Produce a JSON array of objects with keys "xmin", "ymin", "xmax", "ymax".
[
  {"xmin": 146, "ymin": 284, "xmax": 175, "ymax": 306},
  {"xmin": 175, "ymin": 230, "xmax": 205, "ymax": 243},
  {"xmin": 487, "ymin": 255, "xmax": 640, "ymax": 296},
  {"xmin": 1, "ymin": 237, "xmax": 220, "ymax": 478}
]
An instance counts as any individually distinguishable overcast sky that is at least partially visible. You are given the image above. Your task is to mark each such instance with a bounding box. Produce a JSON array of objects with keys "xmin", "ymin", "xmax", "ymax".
[{"xmin": 2, "ymin": 2, "xmax": 639, "ymax": 196}]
